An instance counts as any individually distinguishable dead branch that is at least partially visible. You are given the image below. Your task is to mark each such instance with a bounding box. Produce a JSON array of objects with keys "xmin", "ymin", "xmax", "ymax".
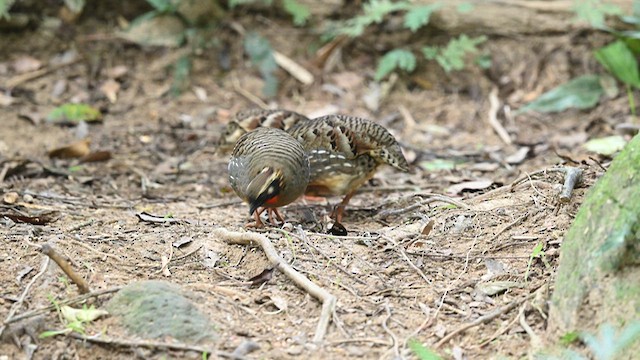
[
  {"xmin": 212, "ymin": 228, "xmax": 337, "ymax": 343},
  {"xmin": 68, "ymin": 333, "xmax": 243, "ymax": 359},
  {"xmin": 41, "ymin": 243, "xmax": 90, "ymax": 294},
  {"xmin": 435, "ymin": 292, "xmax": 535, "ymax": 348},
  {"xmin": 0, "ymin": 257, "xmax": 49, "ymax": 338},
  {"xmin": 559, "ymin": 167, "xmax": 583, "ymax": 203}
]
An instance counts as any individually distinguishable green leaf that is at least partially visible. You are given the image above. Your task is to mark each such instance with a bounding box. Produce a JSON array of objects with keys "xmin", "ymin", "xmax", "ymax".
[
  {"xmin": 583, "ymin": 135, "xmax": 627, "ymax": 156},
  {"xmin": 408, "ymin": 339, "xmax": 442, "ymax": 360},
  {"xmin": 422, "ymin": 34, "xmax": 486, "ymax": 73},
  {"xmin": 244, "ymin": 33, "xmax": 279, "ymax": 97},
  {"xmin": 171, "ymin": 55, "xmax": 191, "ymax": 96},
  {"xmin": 0, "ymin": 0, "xmax": 16, "ymax": 19},
  {"xmin": 333, "ymin": 0, "xmax": 409, "ymax": 38},
  {"xmin": 560, "ymin": 331, "xmax": 581, "ymax": 346},
  {"xmin": 517, "ymin": 75, "xmax": 604, "ymax": 113},
  {"xmin": 46, "ymin": 103, "xmax": 102, "ymax": 124},
  {"xmin": 375, "ymin": 49, "xmax": 416, "ymax": 81},
  {"xmin": 282, "ymin": 0, "xmax": 310, "ymax": 26},
  {"xmin": 61, "ymin": 305, "xmax": 109, "ymax": 323},
  {"xmin": 404, "ymin": 4, "xmax": 441, "ymax": 32},
  {"xmin": 595, "ymin": 40, "xmax": 640, "ymax": 88},
  {"xmin": 229, "ymin": 0, "xmax": 272, "ymax": 8}
]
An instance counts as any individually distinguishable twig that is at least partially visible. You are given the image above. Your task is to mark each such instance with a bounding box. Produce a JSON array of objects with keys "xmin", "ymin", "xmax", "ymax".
[
  {"xmin": 63, "ymin": 235, "xmax": 123, "ymax": 262},
  {"xmin": 0, "ymin": 256, "xmax": 49, "ymax": 338},
  {"xmin": 381, "ymin": 302, "xmax": 400, "ymax": 359},
  {"xmin": 518, "ymin": 304, "xmax": 542, "ymax": 348},
  {"xmin": 383, "ymin": 235, "xmax": 431, "ymax": 285},
  {"xmin": 488, "ymin": 213, "xmax": 530, "ymax": 243},
  {"xmin": 41, "ymin": 243, "xmax": 90, "ymax": 294},
  {"xmin": 231, "ymin": 74, "xmax": 268, "ymax": 109},
  {"xmin": 272, "ymin": 51, "xmax": 314, "ymax": 85},
  {"xmin": 559, "ymin": 167, "xmax": 583, "ymax": 203},
  {"xmin": 4, "ymin": 287, "xmax": 121, "ymax": 325},
  {"xmin": 377, "ymin": 194, "xmax": 471, "ymax": 219},
  {"xmin": 487, "ymin": 87, "xmax": 512, "ymax": 145},
  {"xmin": 0, "ymin": 162, "xmax": 10, "ymax": 183},
  {"xmin": 435, "ymin": 293, "xmax": 535, "ymax": 348},
  {"xmin": 6, "ymin": 58, "xmax": 82, "ymax": 88},
  {"xmin": 68, "ymin": 332, "xmax": 243, "ymax": 359},
  {"xmin": 213, "ymin": 228, "xmax": 336, "ymax": 343}
]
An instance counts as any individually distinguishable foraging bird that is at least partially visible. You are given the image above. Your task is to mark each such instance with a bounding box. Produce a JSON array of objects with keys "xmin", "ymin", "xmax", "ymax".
[
  {"xmin": 217, "ymin": 109, "xmax": 309, "ymax": 153},
  {"xmin": 228, "ymin": 127, "xmax": 310, "ymax": 227},
  {"xmin": 288, "ymin": 114, "xmax": 409, "ymax": 222}
]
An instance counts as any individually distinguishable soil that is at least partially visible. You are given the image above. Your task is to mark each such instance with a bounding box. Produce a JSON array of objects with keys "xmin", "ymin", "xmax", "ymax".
[{"xmin": 0, "ymin": 8, "xmax": 626, "ymax": 360}]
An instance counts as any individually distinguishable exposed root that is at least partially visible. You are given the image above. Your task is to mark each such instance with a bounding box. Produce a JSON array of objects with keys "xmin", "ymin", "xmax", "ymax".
[
  {"xmin": 212, "ymin": 228, "xmax": 337, "ymax": 343},
  {"xmin": 41, "ymin": 243, "xmax": 90, "ymax": 294}
]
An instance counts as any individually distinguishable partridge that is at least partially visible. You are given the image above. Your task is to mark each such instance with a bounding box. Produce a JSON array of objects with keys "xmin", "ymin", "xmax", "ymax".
[
  {"xmin": 288, "ymin": 114, "xmax": 409, "ymax": 222},
  {"xmin": 228, "ymin": 127, "xmax": 310, "ymax": 227},
  {"xmin": 217, "ymin": 109, "xmax": 309, "ymax": 153}
]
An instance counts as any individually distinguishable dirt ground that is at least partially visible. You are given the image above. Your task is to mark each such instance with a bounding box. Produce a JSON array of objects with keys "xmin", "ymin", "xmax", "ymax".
[{"xmin": 0, "ymin": 9, "xmax": 624, "ymax": 360}]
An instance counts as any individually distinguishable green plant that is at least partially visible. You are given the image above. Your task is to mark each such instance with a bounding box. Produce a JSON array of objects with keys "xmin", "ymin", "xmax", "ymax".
[
  {"xmin": 521, "ymin": 1, "xmax": 640, "ymax": 121},
  {"xmin": 229, "ymin": 0, "xmax": 311, "ymax": 26},
  {"xmin": 39, "ymin": 297, "xmax": 108, "ymax": 338},
  {"xmin": 0, "ymin": 0, "xmax": 15, "ymax": 19},
  {"xmin": 539, "ymin": 322, "xmax": 640, "ymax": 360},
  {"xmin": 244, "ymin": 32, "xmax": 279, "ymax": 97},
  {"xmin": 408, "ymin": 338, "xmax": 442, "ymax": 360},
  {"xmin": 326, "ymin": 0, "xmax": 487, "ymax": 81},
  {"xmin": 524, "ymin": 242, "xmax": 549, "ymax": 282}
]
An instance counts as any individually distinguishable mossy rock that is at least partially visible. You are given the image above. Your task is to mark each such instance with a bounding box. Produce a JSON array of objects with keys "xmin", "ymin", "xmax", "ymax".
[
  {"xmin": 106, "ymin": 280, "xmax": 215, "ymax": 343},
  {"xmin": 548, "ymin": 133, "xmax": 640, "ymax": 358}
]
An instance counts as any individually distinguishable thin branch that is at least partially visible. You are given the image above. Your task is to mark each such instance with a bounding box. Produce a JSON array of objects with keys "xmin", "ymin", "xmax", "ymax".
[
  {"xmin": 3, "ymin": 287, "xmax": 122, "ymax": 325},
  {"xmin": 68, "ymin": 333, "xmax": 243, "ymax": 359},
  {"xmin": 0, "ymin": 256, "xmax": 50, "ymax": 337},
  {"xmin": 559, "ymin": 167, "xmax": 583, "ymax": 203},
  {"xmin": 487, "ymin": 87, "xmax": 512, "ymax": 145},
  {"xmin": 212, "ymin": 228, "xmax": 337, "ymax": 343},
  {"xmin": 41, "ymin": 243, "xmax": 90, "ymax": 294}
]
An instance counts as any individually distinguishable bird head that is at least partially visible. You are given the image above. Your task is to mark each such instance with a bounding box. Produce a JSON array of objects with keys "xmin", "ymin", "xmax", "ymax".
[
  {"xmin": 216, "ymin": 122, "xmax": 247, "ymax": 153},
  {"xmin": 246, "ymin": 167, "xmax": 283, "ymax": 215}
]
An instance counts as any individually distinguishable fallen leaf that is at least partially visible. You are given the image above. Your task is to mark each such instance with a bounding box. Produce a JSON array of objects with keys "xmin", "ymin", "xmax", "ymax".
[
  {"xmin": 0, "ymin": 93, "xmax": 17, "ymax": 107},
  {"xmin": 476, "ymin": 281, "xmax": 524, "ymax": 296},
  {"xmin": 16, "ymin": 266, "xmax": 34, "ymax": 283},
  {"xmin": 136, "ymin": 212, "xmax": 183, "ymax": 224},
  {"xmin": 51, "ymin": 79, "xmax": 68, "ymax": 98},
  {"xmin": 268, "ymin": 295, "xmax": 288, "ymax": 313},
  {"xmin": 419, "ymin": 159, "xmax": 457, "ymax": 171},
  {"xmin": 583, "ymin": 135, "xmax": 627, "ymax": 156},
  {"xmin": 100, "ymin": 79, "xmax": 120, "ymax": 103},
  {"xmin": 421, "ymin": 219, "xmax": 435, "ymax": 236},
  {"xmin": 80, "ymin": 151, "xmax": 112, "ymax": 163},
  {"xmin": 107, "ymin": 65, "xmax": 129, "ymax": 79},
  {"xmin": 201, "ymin": 245, "xmax": 219, "ymax": 268},
  {"xmin": 469, "ymin": 162, "xmax": 500, "ymax": 172},
  {"xmin": 248, "ymin": 267, "xmax": 276, "ymax": 287},
  {"xmin": 118, "ymin": 15, "xmax": 185, "ymax": 47},
  {"xmin": 0, "ymin": 213, "xmax": 54, "ymax": 225},
  {"xmin": 61, "ymin": 305, "xmax": 108, "ymax": 323},
  {"xmin": 446, "ymin": 179, "xmax": 494, "ymax": 194},
  {"xmin": 3, "ymin": 192, "xmax": 19, "ymax": 204},
  {"xmin": 517, "ymin": 75, "xmax": 604, "ymax": 113},
  {"xmin": 46, "ymin": 103, "xmax": 102, "ymax": 125},
  {"xmin": 12, "ymin": 56, "xmax": 42, "ymax": 73},
  {"xmin": 172, "ymin": 236, "xmax": 193, "ymax": 248},
  {"xmin": 48, "ymin": 139, "xmax": 91, "ymax": 159},
  {"xmin": 504, "ymin": 146, "xmax": 531, "ymax": 164}
]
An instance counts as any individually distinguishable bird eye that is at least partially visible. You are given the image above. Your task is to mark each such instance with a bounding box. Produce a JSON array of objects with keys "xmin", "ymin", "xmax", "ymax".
[{"xmin": 267, "ymin": 186, "xmax": 275, "ymax": 194}]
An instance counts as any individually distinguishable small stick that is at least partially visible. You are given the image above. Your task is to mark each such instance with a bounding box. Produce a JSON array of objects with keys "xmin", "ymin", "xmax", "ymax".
[
  {"xmin": 434, "ymin": 293, "xmax": 534, "ymax": 348},
  {"xmin": 0, "ymin": 257, "xmax": 49, "ymax": 338},
  {"xmin": 213, "ymin": 228, "xmax": 336, "ymax": 343},
  {"xmin": 273, "ymin": 51, "xmax": 314, "ymax": 85},
  {"xmin": 559, "ymin": 167, "xmax": 583, "ymax": 203},
  {"xmin": 68, "ymin": 333, "xmax": 243, "ymax": 359},
  {"xmin": 487, "ymin": 87, "xmax": 512, "ymax": 145},
  {"xmin": 41, "ymin": 243, "xmax": 90, "ymax": 294},
  {"xmin": 3, "ymin": 287, "xmax": 121, "ymax": 325},
  {"xmin": 6, "ymin": 58, "xmax": 82, "ymax": 88},
  {"xmin": 231, "ymin": 75, "xmax": 269, "ymax": 109},
  {"xmin": 377, "ymin": 194, "xmax": 471, "ymax": 219}
]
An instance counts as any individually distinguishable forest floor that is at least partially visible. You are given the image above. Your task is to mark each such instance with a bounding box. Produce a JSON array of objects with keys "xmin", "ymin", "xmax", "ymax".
[{"xmin": 0, "ymin": 8, "xmax": 626, "ymax": 360}]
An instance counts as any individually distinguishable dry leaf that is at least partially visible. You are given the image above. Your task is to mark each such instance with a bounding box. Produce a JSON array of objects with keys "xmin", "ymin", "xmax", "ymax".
[
  {"xmin": 80, "ymin": 151, "xmax": 112, "ymax": 163},
  {"xmin": 172, "ymin": 236, "xmax": 193, "ymax": 248},
  {"xmin": 248, "ymin": 267, "xmax": 276, "ymax": 287},
  {"xmin": 504, "ymin": 147, "xmax": 531, "ymax": 164},
  {"xmin": 136, "ymin": 212, "xmax": 183, "ymax": 224},
  {"xmin": 0, "ymin": 93, "xmax": 17, "ymax": 107},
  {"xmin": 12, "ymin": 56, "xmax": 42, "ymax": 73},
  {"xmin": 107, "ymin": 65, "xmax": 129, "ymax": 79},
  {"xmin": 421, "ymin": 219, "xmax": 435, "ymax": 236},
  {"xmin": 48, "ymin": 139, "xmax": 91, "ymax": 159},
  {"xmin": 100, "ymin": 79, "xmax": 120, "ymax": 103},
  {"xmin": 3, "ymin": 192, "xmax": 19, "ymax": 204},
  {"xmin": 447, "ymin": 179, "xmax": 494, "ymax": 195}
]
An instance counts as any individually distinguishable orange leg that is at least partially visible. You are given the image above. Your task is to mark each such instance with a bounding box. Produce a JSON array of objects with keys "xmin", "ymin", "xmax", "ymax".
[
  {"xmin": 266, "ymin": 207, "xmax": 285, "ymax": 226},
  {"xmin": 330, "ymin": 192, "xmax": 355, "ymax": 223},
  {"xmin": 245, "ymin": 207, "xmax": 267, "ymax": 228}
]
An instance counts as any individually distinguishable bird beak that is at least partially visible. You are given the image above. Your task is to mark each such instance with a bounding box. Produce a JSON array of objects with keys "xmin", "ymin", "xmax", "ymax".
[{"xmin": 249, "ymin": 198, "xmax": 262, "ymax": 216}]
